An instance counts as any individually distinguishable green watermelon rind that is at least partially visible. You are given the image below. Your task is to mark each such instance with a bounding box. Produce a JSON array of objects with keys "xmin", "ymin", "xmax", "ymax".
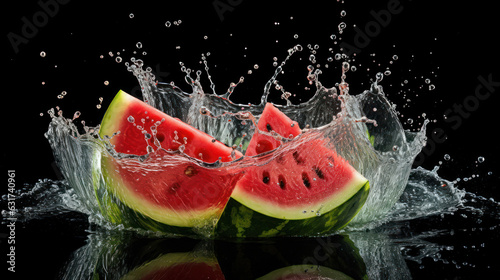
[
  {"xmin": 215, "ymin": 181, "xmax": 369, "ymax": 238},
  {"xmin": 99, "ymin": 90, "xmax": 130, "ymax": 141}
]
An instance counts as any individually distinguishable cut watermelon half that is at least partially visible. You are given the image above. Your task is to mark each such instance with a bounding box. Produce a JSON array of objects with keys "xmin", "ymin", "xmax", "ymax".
[
  {"xmin": 216, "ymin": 103, "xmax": 369, "ymax": 237},
  {"xmin": 96, "ymin": 90, "xmax": 243, "ymax": 228}
]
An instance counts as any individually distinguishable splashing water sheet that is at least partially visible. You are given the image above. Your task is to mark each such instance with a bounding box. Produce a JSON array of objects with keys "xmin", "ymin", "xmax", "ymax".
[{"xmin": 4, "ymin": 0, "xmax": 500, "ymax": 279}]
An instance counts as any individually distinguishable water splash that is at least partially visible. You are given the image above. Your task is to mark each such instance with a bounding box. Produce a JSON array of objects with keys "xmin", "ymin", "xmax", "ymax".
[{"xmin": 35, "ymin": 49, "xmax": 434, "ymax": 236}]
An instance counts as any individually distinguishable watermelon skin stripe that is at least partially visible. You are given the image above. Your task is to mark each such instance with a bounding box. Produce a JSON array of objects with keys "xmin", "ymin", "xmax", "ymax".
[{"xmin": 215, "ymin": 181, "xmax": 369, "ymax": 238}]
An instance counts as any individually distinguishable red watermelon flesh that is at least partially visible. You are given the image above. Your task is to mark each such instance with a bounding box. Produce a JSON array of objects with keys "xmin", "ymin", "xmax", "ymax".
[
  {"xmin": 232, "ymin": 103, "xmax": 368, "ymax": 220},
  {"xmin": 100, "ymin": 90, "xmax": 242, "ymax": 163},
  {"xmin": 98, "ymin": 90, "xmax": 243, "ymax": 227},
  {"xmin": 245, "ymin": 103, "xmax": 301, "ymax": 156}
]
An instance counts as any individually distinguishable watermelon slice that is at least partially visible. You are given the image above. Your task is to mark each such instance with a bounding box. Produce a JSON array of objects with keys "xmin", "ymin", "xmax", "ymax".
[
  {"xmin": 245, "ymin": 103, "xmax": 301, "ymax": 156},
  {"xmin": 96, "ymin": 90, "xmax": 243, "ymax": 229},
  {"xmin": 216, "ymin": 103, "xmax": 369, "ymax": 237}
]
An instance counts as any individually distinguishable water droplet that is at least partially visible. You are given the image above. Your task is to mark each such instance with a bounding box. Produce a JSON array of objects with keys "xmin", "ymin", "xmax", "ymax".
[
  {"xmin": 340, "ymin": 10, "xmax": 346, "ymax": 17},
  {"xmin": 127, "ymin": 116, "xmax": 135, "ymax": 123},
  {"xmin": 165, "ymin": 21, "xmax": 171, "ymax": 27},
  {"xmin": 384, "ymin": 70, "xmax": 391, "ymax": 76},
  {"xmin": 425, "ymin": 78, "xmax": 431, "ymax": 84},
  {"xmin": 407, "ymin": 118, "xmax": 413, "ymax": 124},
  {"xmin": 104, "ymin": 80, "xmax": 109, "ymax": 86},
  {"xmin": 429, "ymin": 84, "xmax": 436, "ymax": 91},
  {"xmin": 392, "ymin": 145, "xmax": 399, "ymax": 151},
  {"xmin": 136, "ymin": 42, "xmax": 143, "ymax": 49},
  {"xmin": 342, "ymin": 62, "xmax": 350, "ymax": 71},
  {"xmin": 40, "ymin": 51, "xmax": 46, "ymax": 57},
  {"xmin": 178, "ymin": 144, "xmax": 185, "ymax": 153},
  {"xmin": 115, "ymin": 56, "xmax": 122, "ymax": 63},
  {"xmin": 200, "ymin": 106, "xmax": 209, "ymax": 115},
  {"xmin": 129, "ymin": 13, "xmax": 134, "ymax": 19},
  {"xmin": 478, "ymin": 156, "xmax": 485, "ymax": 163},
  {"xmin": 338, "ymin": 22, "xmax": 347, "ymax": 34},
  {"xmin": 293, "ymin": 34, "xmax": 299, "ymax": 39},
  {"xmin": 444, "ymin": 154, "xmax": 451, "ymax": 161},
  {"xmin": 253, "ymin": 64, "xmax": 259, "ymax": 69},
  {"xmin": 392, "ymin": 55, "xmax": 398, "ymax": 60}
]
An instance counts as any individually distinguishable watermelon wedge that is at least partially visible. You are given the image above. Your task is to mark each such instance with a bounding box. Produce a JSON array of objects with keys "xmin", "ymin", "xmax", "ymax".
[
  {"xmin": 216, "ymin": 103, "xmax": 369, "ymax": 237},
  {"xmin": 245, "ymin": 103, "xmax": 301, "ymax": 156},
  {"xmin": 96, "ymin": 90, "xmax": 243, "ymax": 230}
]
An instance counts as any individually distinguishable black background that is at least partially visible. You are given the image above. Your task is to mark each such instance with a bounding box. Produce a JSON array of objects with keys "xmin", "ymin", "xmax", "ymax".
[{"xmin": 3, "ymin": 0, "xmax": 500, "ymax": 279}]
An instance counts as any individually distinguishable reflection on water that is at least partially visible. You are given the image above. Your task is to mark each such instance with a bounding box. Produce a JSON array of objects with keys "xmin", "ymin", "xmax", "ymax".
[
  {"xmin": 59, "ymin": 230, "xmax": 368, "ymax": 280},
  {"xmin": 3, "ymin": 168, "xmax": 499, "ymax": 279}
]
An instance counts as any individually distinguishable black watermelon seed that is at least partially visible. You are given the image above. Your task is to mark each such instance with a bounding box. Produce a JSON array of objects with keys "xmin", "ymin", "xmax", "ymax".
[
  {"xmin": 313, "ymin": 166, "xmax": 324, "ymax": 179},
  {"xmin": 263, "ymin": 171, "xmax": 270, "ymax": 184},
  {"xmin": 293, "ymin": 151, "xmax": 304, "ymax": 165},
  {"xmin": 302, "ymin": 172, "xmax": 311, "ymax": 188},
  {"xmin": 278, "ymin": 175, "xmax": 286, "ymax": 190}
]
